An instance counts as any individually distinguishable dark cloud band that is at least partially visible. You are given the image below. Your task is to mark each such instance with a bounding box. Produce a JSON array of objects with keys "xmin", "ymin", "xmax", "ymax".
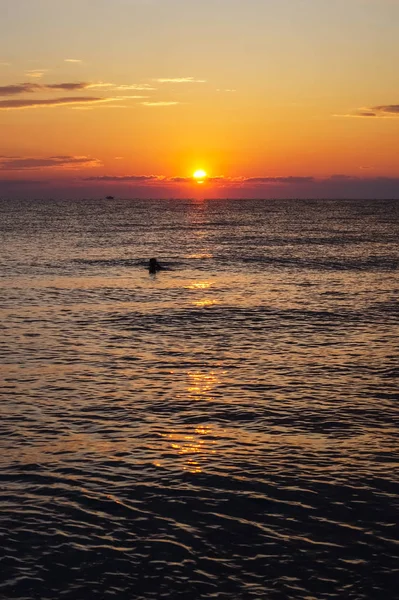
[
  {"xmin": 0, "ymin": 82, "xmax": 89, "ymax": 96},
  {"xmin": 0, "ymin": 97, "xmax": 112, "ymax": 109},
  {"xmin": 0, "ymin": 155, "xmax": 100, "ymax": 170}
]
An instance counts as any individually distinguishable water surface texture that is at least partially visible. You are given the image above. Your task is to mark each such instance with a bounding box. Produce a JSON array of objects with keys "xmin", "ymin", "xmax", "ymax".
[{"xmin": 1, "ymin": 198, "xmax": 398, "ymax": 599}]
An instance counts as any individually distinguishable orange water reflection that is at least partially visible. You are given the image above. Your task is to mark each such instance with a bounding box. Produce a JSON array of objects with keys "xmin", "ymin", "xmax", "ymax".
[
  {"xmin": 185, "ymin": 253, "xmax": 213, "ymax": 259},
  {"xmin": 187, "ymin": 370, "xmax": 220, "ymax": 398},
  {"xmin": 184, "ymin": 280, "xmax": 220, "ymax": 307},
  {"xmin": 184, "ymin": 281, "xmax": 212, "ymax": 290},
  {"xmin": 193, "ymin": 299, "xmax": 219, "ymax": 307},
  {"xmin": 157, "ymin": 371, "xmax": 223, "ymax": 473},
  {"xmin": 161, "ymin": 426, "xmax": 217, "ymax": 474}
]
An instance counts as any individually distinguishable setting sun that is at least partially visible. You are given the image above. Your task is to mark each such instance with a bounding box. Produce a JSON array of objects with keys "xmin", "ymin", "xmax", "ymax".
[{"xmin": 193, "ymin": 169, "xmax": 207, "ymax": 182}]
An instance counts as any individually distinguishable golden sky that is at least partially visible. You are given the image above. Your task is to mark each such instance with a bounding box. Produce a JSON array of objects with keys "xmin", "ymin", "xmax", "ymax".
[{"xmin": 1, "ymin": 0, "xmax": 399, "ymax": 198}]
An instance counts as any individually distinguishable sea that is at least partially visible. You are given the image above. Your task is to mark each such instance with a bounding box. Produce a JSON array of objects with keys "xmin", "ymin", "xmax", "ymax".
[{"xmin": 0, "ymin": 197, "xmax": 398, "ymax": 599}]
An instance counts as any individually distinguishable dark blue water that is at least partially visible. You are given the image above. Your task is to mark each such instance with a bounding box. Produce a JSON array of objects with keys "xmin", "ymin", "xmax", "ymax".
[{"xmin": 0, "ymin": 198, "xmax": 398, "ymax": 599}]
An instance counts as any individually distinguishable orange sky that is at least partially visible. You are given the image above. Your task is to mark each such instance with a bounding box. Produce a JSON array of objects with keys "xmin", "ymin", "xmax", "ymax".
[{"xmin": 1, "ymin": 0, "xmax": 399, "ymax": 198}]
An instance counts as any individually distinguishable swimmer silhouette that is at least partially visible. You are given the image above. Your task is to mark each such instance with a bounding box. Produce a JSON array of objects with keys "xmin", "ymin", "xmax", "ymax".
[{"xmin": 149, "ymin": 257, "xmax": 162, "ymax": 274}]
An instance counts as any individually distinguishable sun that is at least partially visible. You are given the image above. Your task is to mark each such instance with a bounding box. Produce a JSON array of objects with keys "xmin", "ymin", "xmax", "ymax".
[{"xmin": 193, "ymin": 169, "xmax": 207, "ymax": 183}]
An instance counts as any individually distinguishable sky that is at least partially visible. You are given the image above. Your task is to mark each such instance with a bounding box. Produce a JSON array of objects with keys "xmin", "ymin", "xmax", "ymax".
[{"xmin": 1, "ymin": 0, "xmax": 399, "ymax": 198}]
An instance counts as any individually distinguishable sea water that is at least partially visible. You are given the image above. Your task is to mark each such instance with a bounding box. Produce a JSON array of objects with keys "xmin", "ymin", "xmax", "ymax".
[{"xmin": 0, "ymin": 198, "xmax": 398, "ymax": 599}]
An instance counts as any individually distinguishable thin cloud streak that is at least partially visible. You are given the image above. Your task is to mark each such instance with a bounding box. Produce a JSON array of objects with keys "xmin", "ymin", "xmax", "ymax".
[
  {"xmin": 372, "ymin": 104, "xmax": 399, "ymax": 114},
  {"xmin": 25, "ymin": 70, "xmax": 48, "ymax": 79},
  {"xmin": 334, "ymin": 112, "xmax": 377, "ymax": 118},
  {"xmin": 154, "ymin": 77, "xmax": 206, "ymax": 83},
  {"xmin": 86, "ymin": 82, "xmax": 115, "ymax": 89},
  {"xmin": 0, "ymin": 97, "xmax": 118, "ymax": 110},
  {"xmin": 0, "ymin": 81, "xmax": 155, "ymax": 96},
  {"xmin": 0, "ymin": 82, "xmax": 90, "ymax": 95},
  {"xmin": 336, "ymin": 103, "xmax": 399, "ymax": 118},
  {"xmin": 69, "ymin": 105, "xmax": 130, "ymax": 110},
  {"xmin": 142, "ymin": 101, "xmax": 180, "ymax": 106},
  {"xmin": 84, "ymin": 82, "xmax": 158, "ymax": 91},
  {"xmin": 114, "ymin": 95, "xmax": 150, "ymax": 99},
  {"xmin": 238, "ymin": 176, "xmax": 314, "ymax": 184},
  {"xmin": 114, "ymin": 84, "xmax": 157, "ymax": 91},
  {"xmin": 0, "ymin": 155, "xmax": 101, "ymax": 170},
  {"xmin": 84, "ymin": 175, "xmax": 161, "ymax": 182}
]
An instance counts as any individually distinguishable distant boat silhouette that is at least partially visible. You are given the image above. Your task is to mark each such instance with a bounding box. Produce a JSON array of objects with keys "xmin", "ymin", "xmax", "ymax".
[{"xmin": 105, "ymin": 195, "xmax": 115, "ymax": 200}]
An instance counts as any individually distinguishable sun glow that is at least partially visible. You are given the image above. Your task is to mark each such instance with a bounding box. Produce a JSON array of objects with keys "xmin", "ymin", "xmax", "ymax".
[{"xmin": 193, "ymin": 169, "xmax": 207, "ymax": 183}]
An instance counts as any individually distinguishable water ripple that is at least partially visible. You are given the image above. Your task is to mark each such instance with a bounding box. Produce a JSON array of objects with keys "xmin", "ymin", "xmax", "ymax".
[{"xmin": 1, "ymin": 198, "xmax": 398, "ymax": 599}]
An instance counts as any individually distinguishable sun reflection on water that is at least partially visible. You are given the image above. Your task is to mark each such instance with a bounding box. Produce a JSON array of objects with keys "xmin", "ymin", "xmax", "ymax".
[
  {"xmin": 185, "ymin": 253, "xmax": 213, "ymax": 259},
  {"xmin": 184, "ymin": 280, "xmax": 219, "ymax": 307},
  {"xmin": 184, "ymin": 281, "xmax": 212, "ymax": 290},
  {"xmin": 155, "ymin": 371, "xmax": 224, "ymax": 473},
  {"xmin": 193, "ymin": 299, "xmax": 218, "ymax": 307},
  {"xmin": 187, "ymin": 370, "xmax": 220, "ymax": 397},
  {"xmin": 162, "ymin": 426, "xmax": 217, "ymax": 474}
]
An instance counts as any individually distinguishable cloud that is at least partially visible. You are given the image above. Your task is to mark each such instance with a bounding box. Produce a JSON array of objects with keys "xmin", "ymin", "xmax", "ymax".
[
  {"xmin": 0, "ymin": 81, "xmax": 158, "ymax": 98},
  {"xmin": 372, "ymin": 104, "xmax": 399, "ymax": 114},
  {"xmin": 80, "ymin": 174, "xmax": 399, "ymax": 194},
  {"xmin": 336, "ymin": 104, "xmax": 399, "ymax": 118},
  {"xmin": 166, "ymin": 176, "xmax": 224, "ymax": 183},
  {"xmin": 334, "ymin": 111, "xmax": 376, "ymax": 118},
  {"xmin": 0, "ymin": 96, "xmax": 116, "ymax": 110},
  {"xmin": 83, "ymin": 175, "xmax": 160, "ymax": 182},
  {"xmin": 114, "ymin": 84, "xmax": 157, "ymax": 91},
  {"xmin": 239, "ymin": 176, "xmax": 314, "ymax": 184},
  {"xmin": 0, "ymin": 83, "xmax": 42, "ymax": 95},
  {"xmin": 114, "ymin": 95, "xmax": 150, "ymax": 99},
  {"xmin": 80, "ymin": 174, "xmax": 314, "ymax": 185},
  {"xmin": 141, "ymin": 101, "xmax": 180, "ymax": 106},
  {"xmin": 69, "ymin": 104, "xmax": 130, "ymax": 110},
  {"xmin": 0, "ymin": 81, "xmax": 149, "ymax": 96},
  {"xmin": 154, "ymin": 77, "xmax": 206, "ymax": 83},
  {"xmin": 167, "ymin": 177, "xmax": 191, "ymax": 182},
  {"xmin": 3, "ymin": 173, "xmax": 399, "ymax": 201},
  {"xmin": 79, "ymin": 82, "xmax": 157, "ymax": 91},
  {"xmin": 86, "ymin": 82, "xmax": 115, "ymax": 89},
  {"xmin": 0, "ymin": 82, "xmax": 92, "ymax": 96},
  {"xmin": 84, "ymin": 175, "xmax": 201, "ymax": 184},
  {"xmin": 0, "ymin": 178, "xmax": 49, "ymax": 185},
  {"xmin": 0, "ymin": 155, "xmax": 101, "ymax": 170},
  {"xmin": 25, "ymin": 70, "xmax": 48, "ymax": 79},
  {"xmin": 47, "ymin": 82, "xmax": 89, "ymax": 91},
  {"xmin": 68, "ymin": 106, "xmax": 96, "ymax": 111},
  {"xmin": 65, "ymin": 59, "xmax": 82, "ymax": 63},
  {"xmin": 355, "ymin": 111, "xmax": 377, "ymax": 117}
]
